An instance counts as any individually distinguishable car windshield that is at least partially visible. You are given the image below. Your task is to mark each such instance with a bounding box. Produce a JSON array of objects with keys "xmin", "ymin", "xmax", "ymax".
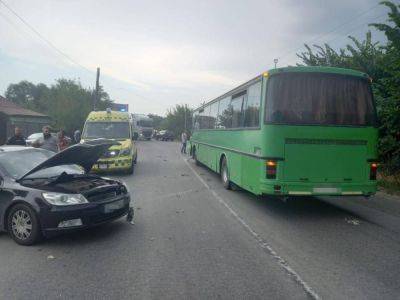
[
  {"xmin": 265, "ymin": 73, "xmax": 378, "ymax": 126},
  {"xmin": 0, "ymin": 149, "xmax": 83, "ymax": 179},
  {"xmin": 83, "ymin": 122, "xmax": 131, "ymax": 139}
]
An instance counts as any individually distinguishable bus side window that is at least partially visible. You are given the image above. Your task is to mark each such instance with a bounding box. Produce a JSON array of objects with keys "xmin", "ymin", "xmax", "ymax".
[
  {"xmin": 217, "ymin": 97, "xmax": 231, "ymax": 129},
  {"xmin": 244, "ymin": 81, "xmax": 261, "ymax": 127},
  {"xmin": 231, "ymin": 94, "xmax": 245, "ymax": 128}
]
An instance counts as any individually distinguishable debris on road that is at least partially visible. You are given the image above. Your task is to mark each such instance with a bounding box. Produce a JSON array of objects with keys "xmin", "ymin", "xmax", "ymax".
[{"xmin": 345, "ymin": 218, "xmax": 361, "ymax": 226}]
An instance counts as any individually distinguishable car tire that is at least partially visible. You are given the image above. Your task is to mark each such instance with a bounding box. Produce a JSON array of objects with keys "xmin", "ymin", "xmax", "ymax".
[
  {"xmin": 127, "ymin": 162, "xmax": 134, "ymax": 175},
  {"xmin": 7, "ymin": 204, "xmax": 41, "ymax": 246},
  {"xmin": 220, "ymin": 157, "xmax": 231, "ymax": 190}
]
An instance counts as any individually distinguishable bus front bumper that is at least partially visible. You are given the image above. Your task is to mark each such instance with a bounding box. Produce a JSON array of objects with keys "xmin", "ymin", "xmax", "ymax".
[{"xmin": 260, "ymin": 181, "xmax": 377, "ymax": 197}]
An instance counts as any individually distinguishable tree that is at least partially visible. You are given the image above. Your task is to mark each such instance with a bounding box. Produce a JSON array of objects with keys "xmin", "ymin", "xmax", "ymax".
[
  {"xmin": 163, "ymin": 104, "xmax": 193, "ymax": 138},
  {"xmin": 297, "ymin": 43, "xmax": 349, "ymax": 67},
  {"xmin": 297, "ymin": 31, "xmax": 384, "ymax": 79},
  {"xmin": 4, "ymin": 79, "xmax": 113, "ymax": 134},
  {"xmin": 370, "ymin": 1, "xmax": 400, "ymax": 173},
  {"xmin": 148, "ymin": 113, "xmax": 165, "ymax": 130},
  {"xmin": 5, "ymin": 81, "xmax": 50, "ymax": 110}
]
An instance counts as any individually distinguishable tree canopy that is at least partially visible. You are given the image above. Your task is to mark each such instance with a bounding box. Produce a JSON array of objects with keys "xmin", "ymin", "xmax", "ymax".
[{"xmin": 5, "ymin": 79, "xmax": 112, "ymax": 134}]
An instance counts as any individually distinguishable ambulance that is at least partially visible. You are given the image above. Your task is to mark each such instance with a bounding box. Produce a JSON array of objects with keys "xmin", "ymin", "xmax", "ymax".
[{"xmin": 81, "ymin": 109, "xmax": 138, "ymax": 174}]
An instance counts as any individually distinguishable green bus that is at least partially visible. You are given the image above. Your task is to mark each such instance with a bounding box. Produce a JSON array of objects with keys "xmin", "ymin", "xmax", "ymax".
[{"xmin": 190, "ymin": 66, "xmax": 378, "ymax": 197}]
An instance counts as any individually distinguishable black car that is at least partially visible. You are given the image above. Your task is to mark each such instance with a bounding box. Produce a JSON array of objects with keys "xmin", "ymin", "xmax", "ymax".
[
  {"xmin": 0, "ymin": 141, "xmax": 132, "ymax": 245},
  {"xmin": 157, "ymin": 130, "xmax": 174, "ymax": 141}
]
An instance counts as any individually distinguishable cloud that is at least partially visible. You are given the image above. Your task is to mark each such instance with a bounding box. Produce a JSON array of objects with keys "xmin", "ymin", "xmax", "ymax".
[{"xmin": 0, "ymin": 0, "xmax": 387, "ymax": 115}]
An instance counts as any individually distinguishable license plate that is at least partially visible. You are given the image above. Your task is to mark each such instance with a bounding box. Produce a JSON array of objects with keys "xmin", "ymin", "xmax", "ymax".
[
  {"xmin": 99, "ymin": 164, "xmax": 108, "ymax": 169},
  {"xmin": 313, "ymin": 187, "xmax": 339, "ymax": 194},
  {"xmin": 104, "ymin": 200, "xmax": 124, "ymax": 213}
]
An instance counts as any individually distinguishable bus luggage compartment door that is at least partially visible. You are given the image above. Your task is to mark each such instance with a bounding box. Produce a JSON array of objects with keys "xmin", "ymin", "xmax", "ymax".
[{"xmin": 283, "ymin": 139, "xmax": 367, "ymax": 183}]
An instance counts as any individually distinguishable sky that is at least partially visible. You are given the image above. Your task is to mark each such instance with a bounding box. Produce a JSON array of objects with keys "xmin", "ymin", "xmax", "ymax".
[{"xmin": 0, "ymin": 0, "xmax": 390, "ymax": 115}]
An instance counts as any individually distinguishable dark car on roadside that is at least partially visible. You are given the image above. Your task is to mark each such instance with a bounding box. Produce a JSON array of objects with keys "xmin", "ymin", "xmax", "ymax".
[
  {"xmin": 157, "ymin": 130, "xmax": 174, "ymax": 141},
  {"xmin": 0, "ymin": 141, "xmax": 133, "ymax": 245}
]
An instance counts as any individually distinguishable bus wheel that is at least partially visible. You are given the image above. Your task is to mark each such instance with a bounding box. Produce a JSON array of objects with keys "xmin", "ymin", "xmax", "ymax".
[
  {"xmin": 193, "ymin": 148, "xmax": 200, "ymax": 165},
  {"xmin": 220, "ymin": 157, "xmax": 231, "ymax": 190}
]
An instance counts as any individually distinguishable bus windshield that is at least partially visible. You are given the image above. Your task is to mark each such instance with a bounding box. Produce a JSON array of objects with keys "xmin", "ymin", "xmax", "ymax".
[
  {"xmin": 265, "ymin": 73, "xmax": 377, "ymax": 126},
  {"xmin": 83, "ymin": 122, "xmax": 130, "ymax": 139}
]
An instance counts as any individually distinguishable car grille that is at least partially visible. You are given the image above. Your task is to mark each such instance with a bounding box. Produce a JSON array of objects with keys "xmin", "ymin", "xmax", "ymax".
[{"xmin": 86, "ymin": 187, "xmax": 124, "ymax": 202}]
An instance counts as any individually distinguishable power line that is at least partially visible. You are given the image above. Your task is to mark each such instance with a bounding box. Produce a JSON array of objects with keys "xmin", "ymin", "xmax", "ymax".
[
  {"xmin": 0, "ymin": 0, "xmax": 93, "ymax": 74},
  {"xmin": 0, "ymin": 0, "xmax": 152, "ymax": 102},
  {"xmin": 278, "ymin": 12, "xmax": 388, "ymax": 66},
  {"xmin": 273, "ymin": 2, "xmax": 382, "ymax": 67}
]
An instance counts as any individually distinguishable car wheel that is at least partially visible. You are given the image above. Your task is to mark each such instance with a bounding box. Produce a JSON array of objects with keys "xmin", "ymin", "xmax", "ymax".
[
  {"xmin": 127, "ymin": 162, "xmax": 134, "ymax": 175},
  {"xmin": 220, "ymin": 157, "xmax": 231, "ymax": 190},
  {"xmin": 7, "ymin": 204, "xmax": 41, "ymax": 246}
]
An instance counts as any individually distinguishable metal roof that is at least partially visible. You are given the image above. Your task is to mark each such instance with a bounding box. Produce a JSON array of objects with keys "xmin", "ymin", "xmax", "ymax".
[{"xmin": 0, "ymin": 96, "xmax": 49, "ymax": 117}]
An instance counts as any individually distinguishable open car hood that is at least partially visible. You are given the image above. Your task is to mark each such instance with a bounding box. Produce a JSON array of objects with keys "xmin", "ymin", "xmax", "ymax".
[{"xmin": 18, "ymin": 139, "xmax": 119, "ymax": 181}]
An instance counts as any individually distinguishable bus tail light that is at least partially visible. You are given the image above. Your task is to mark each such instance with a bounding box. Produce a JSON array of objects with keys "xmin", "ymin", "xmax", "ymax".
[
  {"xmin": 370, "ymin": 163, "xmax": 378, "ymax": 180},
  {"xmin": 266, "ymin": 160, "xmax": 277, "ymax": 179}
]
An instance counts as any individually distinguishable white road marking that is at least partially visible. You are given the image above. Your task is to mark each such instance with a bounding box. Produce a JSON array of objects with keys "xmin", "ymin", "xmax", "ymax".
[{"xmin": 183, "ymin": 157, "xmax": 320, "ymax": 300}]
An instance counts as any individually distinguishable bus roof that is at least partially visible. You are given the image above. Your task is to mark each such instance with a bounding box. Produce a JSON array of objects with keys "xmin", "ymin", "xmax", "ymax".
[
  {"xmin": 86, "ymin": 110, "xmax": 130, "ymax": 122},
  {"xmin": 266, "ymin": 66, "xmax": 369, "ymax": 78},
  {"xmin": 194, "ymin": 66, "xmax": 370, "ymax": 112}
]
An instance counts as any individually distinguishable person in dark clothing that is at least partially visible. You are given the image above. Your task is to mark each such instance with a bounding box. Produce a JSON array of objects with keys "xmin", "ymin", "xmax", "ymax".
[{"xmin": 6, "ymin": 127, "xmax": 26, "ymax": 146}]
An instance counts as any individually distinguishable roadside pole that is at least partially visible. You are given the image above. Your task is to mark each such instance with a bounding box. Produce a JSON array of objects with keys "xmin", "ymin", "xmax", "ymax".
[
  {"xmin": 184, "ymin": 104, "xmax": 187, "ymax": 132},
  {"xmin": 94, "ymin": 67, "xmax": 100, "ymax": 110}
]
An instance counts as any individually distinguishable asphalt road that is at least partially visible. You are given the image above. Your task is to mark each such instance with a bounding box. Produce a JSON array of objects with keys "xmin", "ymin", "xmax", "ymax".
[{"xmin": 1, "ymin": 141, "xmax": 400, "ymax": 299}]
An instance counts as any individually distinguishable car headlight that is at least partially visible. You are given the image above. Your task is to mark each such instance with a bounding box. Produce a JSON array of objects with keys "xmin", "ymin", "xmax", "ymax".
[
  {"xmin": 42, "ymin": 193, "xmax": 89, "ymax": 206},
  {"xmin": 109, "ymin": 150, "xmax": 117, "ymax": 157},
  {"xmin": 120, "ymin": 148, "xmax": 131, "ymax": 156}
]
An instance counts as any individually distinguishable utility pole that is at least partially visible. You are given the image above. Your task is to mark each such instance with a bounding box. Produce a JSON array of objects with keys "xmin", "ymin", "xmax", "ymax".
[
  {"xmin": 184, "ymin": 104, "xmax": 187, "ymax": 132},
  {"xmin": 94, "ymin": 67, "xmax": 100, "ymax": 110},
  {"xmin": 274, "ymin": 58, "xmax": 278, "ymax": 69}
]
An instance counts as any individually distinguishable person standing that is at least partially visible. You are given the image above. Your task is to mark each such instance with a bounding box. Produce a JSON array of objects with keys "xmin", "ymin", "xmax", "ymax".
[
  {"xmin": 57, "ymin": 129, "xmax": 69, "ymax": 151},
  {"xmin": 32, "ymin": 126, "xmax": 58, "ymax": 152},
  {"xmin": 6, "ymin": 127, "xmax": 26, "ymax": 146},
  {"xmin": 74, "ymin": 129, "xmax": 81, "ymax": 144},
  {"xmin": 181, "ymin": 131, "xmax": 188, "ymax": 154}
]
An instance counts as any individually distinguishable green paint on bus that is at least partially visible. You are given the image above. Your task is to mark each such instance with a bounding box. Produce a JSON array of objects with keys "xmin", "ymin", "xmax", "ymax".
[{"xmin": 190, "ymin": 66, "xmax": 378, "ymax": 197}]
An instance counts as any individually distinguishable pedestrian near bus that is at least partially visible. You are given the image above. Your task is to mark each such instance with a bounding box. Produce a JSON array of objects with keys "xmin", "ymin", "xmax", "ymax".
[
  {"xmin": 74, "ymin": 129, "xmax": 81, "ymax": 144},
  {"xmin": 181, "ymin": 131, "xmax": 188, "ymax": 154},
  {"xmin": 57, "ymin": 129, "xmax": 69, "ymax": 151},
  {"xmin": 6, "ymin": 126, "xmax": 26, "ymax": 146}
]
